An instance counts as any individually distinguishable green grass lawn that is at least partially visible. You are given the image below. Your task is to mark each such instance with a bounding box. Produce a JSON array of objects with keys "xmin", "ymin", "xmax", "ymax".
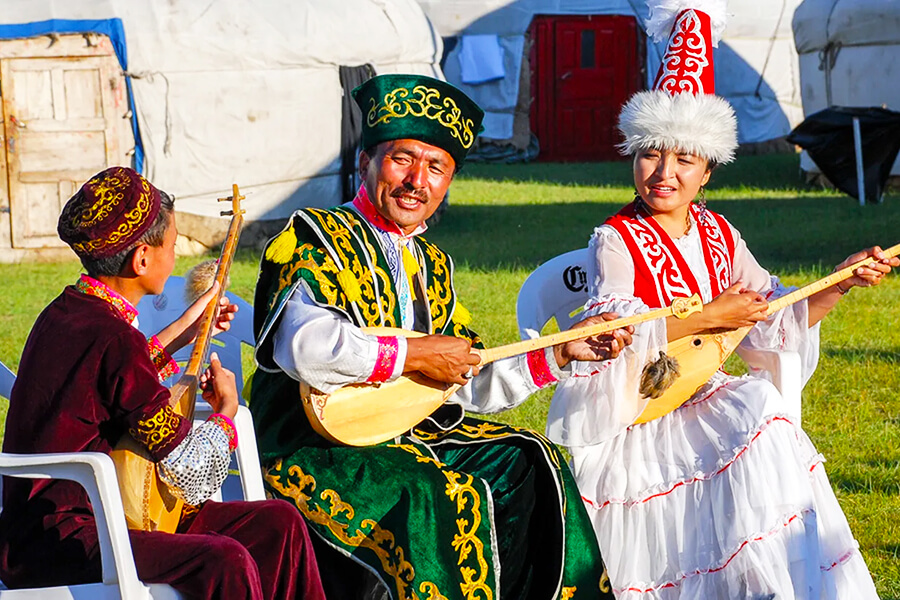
[{"xmin": 1, "ymin": 153, "xmax": 899, "ymax": 595}]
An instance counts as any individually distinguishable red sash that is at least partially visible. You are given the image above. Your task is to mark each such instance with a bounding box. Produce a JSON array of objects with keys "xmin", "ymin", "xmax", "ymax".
[{"xmin": 604, "ymin": 202, "xmax": 736, "ymax": 309}]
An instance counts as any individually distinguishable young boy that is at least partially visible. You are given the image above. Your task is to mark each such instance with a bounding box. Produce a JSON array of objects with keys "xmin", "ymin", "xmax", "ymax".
[{"xmin": 0, "ymin": 166, "xmax": 326, "ymax": 600}]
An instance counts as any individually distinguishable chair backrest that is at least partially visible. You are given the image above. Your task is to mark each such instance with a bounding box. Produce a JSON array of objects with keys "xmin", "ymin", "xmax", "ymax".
[
  {"xmin": 0, "ymin": 362, "xmax": 14, "ymax": 401},
  {"xmin": 516, "ymin": 249, "xmax": 590, "ymax": 339},
  {"xmin": 135, "ymin": 276, "xmax": 255, "ymax": 397}
]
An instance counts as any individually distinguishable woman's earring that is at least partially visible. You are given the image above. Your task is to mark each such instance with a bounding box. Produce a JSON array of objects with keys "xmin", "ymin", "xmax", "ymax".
[{"xmin": 696, "ymin": 186, "xmax": 707, "ymax": 221}]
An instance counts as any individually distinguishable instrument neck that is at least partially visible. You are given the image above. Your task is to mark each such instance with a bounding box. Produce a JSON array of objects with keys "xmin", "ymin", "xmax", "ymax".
[
  {"xmin": 766, "ymin": 242, "xmax": 900, "ymax": 316},
  {"xmin": 478, "ymin": 303, "xmax": 675, "ymax": 365}
]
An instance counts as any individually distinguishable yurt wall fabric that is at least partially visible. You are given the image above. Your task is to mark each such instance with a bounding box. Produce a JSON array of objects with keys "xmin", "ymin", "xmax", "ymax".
[
  {"xmin": 0, "ymin": 0, "xmax": 442, "ymax": 221},
  {"xmin": 417, "ymin": 0, "xmax": 803, "ymax": 145},
  {"xmin": 792, "ymin": 0, "xmax": 900, "ymax": 175}
]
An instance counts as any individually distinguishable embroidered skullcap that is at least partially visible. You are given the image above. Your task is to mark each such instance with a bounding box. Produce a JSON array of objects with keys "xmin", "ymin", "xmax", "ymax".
[
  {"xmin": 352, "ymin": 74, "xmax": 485, "ymax": 167},
  {"xmin": 58, "ymin": 166, "xmax": 162, "ymax": 259},
  {"xmin": 617, "ymin": 0, "xmax": 737, "ymax": 164}
]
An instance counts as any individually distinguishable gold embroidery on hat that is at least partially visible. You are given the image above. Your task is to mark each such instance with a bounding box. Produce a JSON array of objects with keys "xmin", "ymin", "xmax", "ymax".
[
  {"xmin": 71, "ymin": 169, "xmax": 155, "ymax": 256},
  {"xmin": 367, "ymin": 85, "xmax": 476, "ymax": 149}
]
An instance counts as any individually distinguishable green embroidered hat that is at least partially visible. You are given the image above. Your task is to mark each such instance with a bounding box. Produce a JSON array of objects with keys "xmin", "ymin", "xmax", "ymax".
[{"xmin": 352, "ymin": 74, "xmax": 485, "ymax": 167}]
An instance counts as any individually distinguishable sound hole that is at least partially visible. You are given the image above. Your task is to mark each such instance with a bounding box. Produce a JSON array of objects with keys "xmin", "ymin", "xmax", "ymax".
[{"xmin": 692, "ymin": 337, "xmax": 703, "ymax": 348}]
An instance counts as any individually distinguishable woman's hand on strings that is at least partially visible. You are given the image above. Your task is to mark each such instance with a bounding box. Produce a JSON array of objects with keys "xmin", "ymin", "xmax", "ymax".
[
  {"xmin": 554, "ymin": 312, "xmax": 634, "ymax": 368},
  {"xmin": 834, "ymin": 246, "xmax": 899, "ymax": 292},
  {"xmin": 703, "ymin": 281, "xmax": 768, "ymax": 331},
  {"xmin": 199, "ymin": 352, "xmax": 239, "ymax": 419}
]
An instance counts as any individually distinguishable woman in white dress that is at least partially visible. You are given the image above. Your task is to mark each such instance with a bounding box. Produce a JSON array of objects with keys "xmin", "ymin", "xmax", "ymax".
[{"xmin": 546, "ymin": 2, "xmax": 898, "ymax": 598}]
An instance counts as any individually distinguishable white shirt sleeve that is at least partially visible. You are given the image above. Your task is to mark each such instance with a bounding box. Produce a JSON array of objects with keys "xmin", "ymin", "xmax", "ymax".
[
  {"xmin": 548, "ymin": 226, "xmax": 667, "ymax": 448},
  {"xmin": 729, "ymin": 223, "xmax": 821, "ymax": 387},
  {"xmin": 271, "ymin": 285, "xmax": 407, "ymax": 394}
]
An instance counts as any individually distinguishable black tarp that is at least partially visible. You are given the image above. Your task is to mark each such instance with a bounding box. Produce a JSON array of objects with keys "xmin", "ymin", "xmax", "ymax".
[
  {"xmin": 339, "ymin": 64, "xmax": 375, "ymax": 204},
  {"xmin": 786, "ymin": 106, "xmax": 900, "ymax": 203}
]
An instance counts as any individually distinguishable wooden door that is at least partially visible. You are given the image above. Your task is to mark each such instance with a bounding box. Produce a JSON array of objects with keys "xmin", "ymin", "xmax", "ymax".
[
  {"xmin": 530, "ymin": 15, "xmax": 645, "ymax": 162},
  {"xmin": 1, "ymin": 50, "xmax": 129, "ymax": 248}
]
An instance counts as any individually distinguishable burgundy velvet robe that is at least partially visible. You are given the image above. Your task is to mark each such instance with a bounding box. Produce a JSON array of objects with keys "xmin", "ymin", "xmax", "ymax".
[{"xmin": 0, "ymin": 286, "xmax": 324, "ymax": 600}]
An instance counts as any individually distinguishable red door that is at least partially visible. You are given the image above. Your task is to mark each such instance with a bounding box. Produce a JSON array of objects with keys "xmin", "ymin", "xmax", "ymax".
[{"xmin": 530, "ymin": 15, "xmax": 645, "ymax": 162}]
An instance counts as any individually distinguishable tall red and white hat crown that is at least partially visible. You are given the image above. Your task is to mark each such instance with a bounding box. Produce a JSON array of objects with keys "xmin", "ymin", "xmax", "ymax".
[{"xmin": 618, "ymin": 0, "xmax": 737, "ymax": 164}]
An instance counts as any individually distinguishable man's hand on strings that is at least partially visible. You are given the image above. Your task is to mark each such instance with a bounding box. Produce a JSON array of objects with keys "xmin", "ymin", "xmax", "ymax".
[
  {"xmin": 553, "ymin": 312, "xmax": 634, "ymax": 368},
  {"xmin": 405, "ymin": 334, "xmax": 482, "ymax": 385}
]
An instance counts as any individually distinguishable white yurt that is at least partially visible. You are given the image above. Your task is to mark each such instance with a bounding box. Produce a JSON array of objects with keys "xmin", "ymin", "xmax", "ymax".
[
  {"xmin": 0, "ymin": 0, "xmax": 442, "ymax": 262},
  {"xmin": 416, "ymin": 0, "xmax": 804, "ymax": 158},
  {"xmin": 792, "ymin": 0, "xmax": 900, "ymax": 177}
]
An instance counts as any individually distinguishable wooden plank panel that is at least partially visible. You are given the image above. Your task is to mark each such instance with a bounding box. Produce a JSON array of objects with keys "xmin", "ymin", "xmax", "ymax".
[
  {"xmin": 50, "ymin": 68, "xmax": 67, "ymax": 121},
  {"xmin": 20, "ymin": 117, "xmax": 107, "ymax": 133},
  {"xmin": 19, "ymin": 69, "xmax": 54, "ymax": 120},
  {"xmin": 0, "ymin": 35, "xmax": 115, "ymax": 60},
  {"xmin": 16, "ymin": 131, "xmax": 107, "ymax": 173},
  {"xmin": 64, "ymin": 67, "xmax": 103, "ymax": 118},
  {"xmin": 21, "ymin": 182, "xmax": 63, "ymax": 243}
]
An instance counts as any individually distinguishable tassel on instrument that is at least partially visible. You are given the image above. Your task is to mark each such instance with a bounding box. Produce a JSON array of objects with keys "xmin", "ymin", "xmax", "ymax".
[
  {"xmin": 401, "ymin": 246, "xmax": 419, "ymax": 300},
  {"xmin": 184, "ymin": 259, "xmax": 230, "ymax": 305},
  {"xmin": 337, "ymin": 268, "xmax": 363, "ymax": 303},
  {"xmin": 639, "ymin": 351, "xmax": 681, "ymax": 399},
  {"xmin": 265, "ymin": 224, "xmax": 297, "ymax": 264},
  {"xmin": 453, "ymin": 303, "xmax": 472, "ymax": 326}
]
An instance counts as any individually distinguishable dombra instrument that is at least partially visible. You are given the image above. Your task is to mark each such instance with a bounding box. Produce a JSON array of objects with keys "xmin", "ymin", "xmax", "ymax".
[
  {"xmin": 110, "ymin": 184, "xmax": 245, "ymax": 532},
  {"xmin": 302, "ymin": 294, "xmax": 703, "ymax": 446},
  {"xmin": 633, "ymin": 242, "xmax": 900, "ymax": 424}
]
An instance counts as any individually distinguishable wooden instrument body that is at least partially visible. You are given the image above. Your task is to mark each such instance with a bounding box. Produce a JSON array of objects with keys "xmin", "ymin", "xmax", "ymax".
[
  {"xmin": 302, "ymin": 329, "xmax": 461, "ymax": 446},
  {"xmin": 110, "ymin": 186, "xmax": 244, "ymax": 532},
  {"xmin": 632, "ymin": 326, "xmax": 750, "ymax": 423},
  {"xmin": 301, "ymin": 295, "xmax": 703, "ymax": 446}
]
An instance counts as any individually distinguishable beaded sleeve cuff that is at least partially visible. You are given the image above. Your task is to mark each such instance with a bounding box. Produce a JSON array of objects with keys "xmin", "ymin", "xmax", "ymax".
[
  {"xmin": 147, "ymin": 335, "xmax": 180, "ymax": 382},
  {"xmin": 208, "ymin": 413, "xmax": 238, "ymax": 452},
  {"xmin": 368, "ymin": 336, "xmax": 400, "ymax": 383}
]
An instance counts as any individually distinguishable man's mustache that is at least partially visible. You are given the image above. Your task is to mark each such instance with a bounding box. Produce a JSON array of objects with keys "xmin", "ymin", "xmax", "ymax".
[{"xmin": 390, "ymin": 188, "xmax": 427, "ymax": 203}]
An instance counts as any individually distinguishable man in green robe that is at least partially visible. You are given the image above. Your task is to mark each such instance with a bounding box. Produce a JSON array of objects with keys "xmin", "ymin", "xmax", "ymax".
[{"xmin": 251, "ymin": 74, "xmax": 629, "ymax": 600}]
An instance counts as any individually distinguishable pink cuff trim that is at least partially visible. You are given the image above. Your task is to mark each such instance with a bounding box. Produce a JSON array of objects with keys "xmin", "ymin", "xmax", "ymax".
[
  {"xmin": 527, "ymin": 349, "xmax": 557, "ymax": 388},
  {"xmin": 147, "ymin": 335, "xmax": 180, "ymax": 382},
  {"xmin": 368, "ymin": 336, "xmax": 400, "ymax": 383},
  {"xmin": 208, "ymin": 413, "xmax": 238, "ymax": 452}
]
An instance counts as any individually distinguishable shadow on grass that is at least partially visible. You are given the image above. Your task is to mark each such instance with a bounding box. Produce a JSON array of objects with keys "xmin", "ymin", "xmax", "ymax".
[
  {"xmin": 428, "ymin": 194, "xmax": 900, "ymax": 273},
  {"xmin": 830, "ymin": 465, "xmax": 900, "ymax": 496},
  {"xmin": 459, "ymin": 154, "xmax": 812, "ymax": 191},
  {"xmin": 821, "ymin": 348, "xmax": 900, "ymax": 364}
]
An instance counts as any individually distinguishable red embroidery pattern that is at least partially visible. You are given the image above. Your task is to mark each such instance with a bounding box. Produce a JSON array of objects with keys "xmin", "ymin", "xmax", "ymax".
[
  {"xmin": 368, "ymin": 336, "xmax": 399, "ymax": 382},
  {"xmin": 146, "ymin": 335, "xmax": 180, "ymax": 382},
  {"xmin": 654, "ymin": 9, "xmax": 713, "ymax": 95},
  {"xmin": 208, "ymin": 413, "xmax": 238, "ymax": 452},
  {"xmin": 621, "ymin": 218, "xmax": 693, "ymax": 306},
  {"xmin": 75, "ymin": 274, "xmax": 138, "ymax": 323},
  {"xmin": 527, "ymin": 349, "xmax": 557, "ymax": 388}
]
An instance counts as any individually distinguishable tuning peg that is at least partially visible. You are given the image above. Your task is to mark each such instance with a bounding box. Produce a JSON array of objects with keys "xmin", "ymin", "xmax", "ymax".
[{"xmin": 220, "ymin": 210, "xmax": 234, "ymax": 216}]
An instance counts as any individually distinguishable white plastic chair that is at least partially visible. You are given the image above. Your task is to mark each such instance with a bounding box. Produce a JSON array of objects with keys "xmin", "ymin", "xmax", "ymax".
[
  {"xmin": 515, "ymin": 249, "xmax": 803, "ymax": 424},
  {"xmin": 0, "ymin": 363, "xmax": 14, "ymax": 401},
  {"xmin": 135, "ymin": 276, "xmax": 254, "ymax": 397}
]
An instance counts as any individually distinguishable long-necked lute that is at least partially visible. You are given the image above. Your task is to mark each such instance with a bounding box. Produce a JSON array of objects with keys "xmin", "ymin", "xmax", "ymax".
[
  {"xmin": 633, "ymin": 242, "xmax": 900, "ymax": 424},
  {"xmin": 111, "ymin": 184, "xmax": 245, "ymax": 532},
  {"xmin": 302, "ymin": 294, "xmax": 703, "ymax": 446}
]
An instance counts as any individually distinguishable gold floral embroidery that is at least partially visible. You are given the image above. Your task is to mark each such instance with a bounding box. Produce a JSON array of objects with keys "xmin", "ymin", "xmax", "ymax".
[
  {"xmin": 130, "ymin": 404, "xmax": 181, "ymax": 453},
  {"xmin": 561, "ymin": 587, "xmax": 577, "ymax": 600},
  {"xmin": 391, "ymin": 444, "xmax": 493, "ymax": 600},
  {"xmin": 367, "ymin": 85, "xmax": 476, "ymax": 149},
  {"xmin": 599, "ymin": 567, "xmax": 611, "ymax": 594},
  {"xmin": 421, "ymin": 241, "xmax": 453, "ymax": 331},
  {"xmin": 276, "ymin": 243, "xmax": 342, "ymax": 309},
  {"xmin": 333, "ymin": 209, "xmax": 398, "ymax": 326},
  {"xmin": 266, "ymin": 460, "xmax": 447, "ymax": 600}
]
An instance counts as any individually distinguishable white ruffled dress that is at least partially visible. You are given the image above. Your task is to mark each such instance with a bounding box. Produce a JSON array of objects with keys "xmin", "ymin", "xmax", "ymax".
[{"xmin": 548, "ymin": 218, "xmax": 878, "ymax": 599}]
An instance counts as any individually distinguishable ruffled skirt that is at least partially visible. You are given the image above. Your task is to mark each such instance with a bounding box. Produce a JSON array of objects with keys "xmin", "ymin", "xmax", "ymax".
[{"xmin": 571, "ymin": 373, "xmax": 878, "ymax": 599}]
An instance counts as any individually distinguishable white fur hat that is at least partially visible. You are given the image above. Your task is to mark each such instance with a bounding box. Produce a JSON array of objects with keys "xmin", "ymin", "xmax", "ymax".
[{"xmin": 617, "ymin": 0, "xmax": 737, "ymax": 164}]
